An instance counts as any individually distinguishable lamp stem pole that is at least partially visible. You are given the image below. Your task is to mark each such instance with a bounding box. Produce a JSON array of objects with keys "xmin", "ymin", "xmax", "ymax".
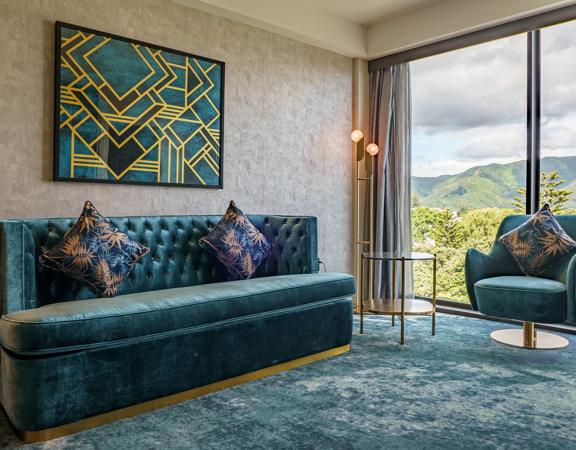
[
  {"xmin": 369, "ymin": 155, "xmax": 375, "ymax": 302},
  {"xmin": 353, "ymin": 136, "xmax": 376, "ymax": 313},
  {"xmin": 354, "ymin": 138, "xmax": 364, "ymax": 312}
]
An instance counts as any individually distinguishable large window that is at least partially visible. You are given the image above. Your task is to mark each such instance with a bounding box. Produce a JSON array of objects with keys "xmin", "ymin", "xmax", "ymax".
[
  {"xmin": 411, "ymin": 35, "xmax": 527, "ymax": 303},
  {"xmin": 541, "ymin": 19, "xmax": 576, "ymax": 215},
  {"xmin": 409, "ymin": 18, "xmax": 576, "ymax": 304}
]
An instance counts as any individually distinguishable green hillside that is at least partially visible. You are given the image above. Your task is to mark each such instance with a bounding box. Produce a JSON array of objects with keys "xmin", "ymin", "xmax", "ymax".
[{"xmin": 413, "ymin": 156, "xmax": 576, "ymax": 210}]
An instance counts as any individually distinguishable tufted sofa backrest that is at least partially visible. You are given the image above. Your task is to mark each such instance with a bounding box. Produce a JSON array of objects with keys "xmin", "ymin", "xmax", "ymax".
[{"xmin": 0, "ymin": 215, "xmax": 318, "ymax": 314}]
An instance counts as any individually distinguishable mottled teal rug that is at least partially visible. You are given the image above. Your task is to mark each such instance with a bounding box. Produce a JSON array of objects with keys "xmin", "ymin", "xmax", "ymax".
[{"xmin": 2, "ymin": 314, "xmax": 576, "ymax": 449}]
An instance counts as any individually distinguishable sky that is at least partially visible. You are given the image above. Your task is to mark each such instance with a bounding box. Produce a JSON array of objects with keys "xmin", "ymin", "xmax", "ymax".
[{"xmin": 411, "ymin": 19, "xmax": 576, "ymax": 178}]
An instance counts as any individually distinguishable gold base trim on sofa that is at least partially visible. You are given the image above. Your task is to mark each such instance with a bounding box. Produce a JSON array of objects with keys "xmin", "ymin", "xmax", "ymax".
[
  {"xmin": 490, "ymin": 322, "xmax": 569, "ymax": 350},
  {"xmin": 15, "ymin": 344, "xmax": 350, "ymax": 443}
]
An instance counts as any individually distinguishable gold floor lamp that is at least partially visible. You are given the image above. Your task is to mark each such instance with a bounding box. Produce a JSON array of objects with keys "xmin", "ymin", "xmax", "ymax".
[{"xmin": 350, "ymin": 130, "xmax": 378, "ymax": 312}]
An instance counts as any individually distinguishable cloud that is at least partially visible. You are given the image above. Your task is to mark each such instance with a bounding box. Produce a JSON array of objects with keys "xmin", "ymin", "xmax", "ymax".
[
  {"xmin": 411, "ymin": 20, "xmax": 576, "ymax": 177},
  {"xmin": 412, "ymin": 124, "xmax": 525, "ymax": 176},
  {"xmin": 412, "ymin": 22, "xmax": 576, "ymax": 135},
  {"xmin": 541, "ymin": 25, "xmax": 576, "ymax": 120},
  {"xmin": 412, "ymin": 156, "xmax": 522, "ymax": 177},
  {"xmin": 452, "ymin": 125, "xmax": 525, "ymax": 161},
  {"xmin": 411, "ymin": 34, "xmax": 526, "ymax": 133},
  {"xmin": 542, "ymin": 112, "xmax": 576, "ymax": 153}
]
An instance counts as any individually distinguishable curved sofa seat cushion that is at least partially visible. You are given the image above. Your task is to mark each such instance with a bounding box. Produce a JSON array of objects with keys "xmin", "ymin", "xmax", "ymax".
[
  {"xmin": 0, "ymin": 273, "xmax": 355, "ymax": 355},
  {"xmin": 474, "ymin": 276, "xmax": 566, "ymax": 323}
]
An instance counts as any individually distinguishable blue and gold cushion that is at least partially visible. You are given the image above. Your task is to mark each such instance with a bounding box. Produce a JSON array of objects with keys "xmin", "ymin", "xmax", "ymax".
[
  {"xmin": 499, "ymin": 204, "xmax": 576, "ymax": 276},
  {"xmin": 199, "ymin": 201, "xmax": 272, "ymax": 279},
  {"xmin": 39, "ymin": 201, "xmax": 150, "ymax": 297}
]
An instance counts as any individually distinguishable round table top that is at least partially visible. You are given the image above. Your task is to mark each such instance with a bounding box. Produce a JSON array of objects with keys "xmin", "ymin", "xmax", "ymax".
[{"xmin": 362, "ymin": 251, "xmax": 435, "ymax": 261}]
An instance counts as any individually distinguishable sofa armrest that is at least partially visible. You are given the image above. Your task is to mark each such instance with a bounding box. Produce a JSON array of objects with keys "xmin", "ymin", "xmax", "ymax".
[
  {"xmin": 0, "ymin": 221, "xmax": 36, "ymax": 315},
  {"xmin": 565, "ymin": 254, "xmax": 576, "ymax": 323},
  {"xmin": 464, "ymin": 249, "xmax": 493, "ymax": 311}
]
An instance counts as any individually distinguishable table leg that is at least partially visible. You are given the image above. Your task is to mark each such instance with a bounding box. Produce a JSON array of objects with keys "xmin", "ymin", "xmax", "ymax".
[
  {"xmin": 391, "ymin": 260, "xmax": 396, "ymax": 327},
  {"xmin": 432, "ymin": 255, "xmax": 437, "ymax": 336},
  {"xmin": 400, "ymin": 257, "xmax": 405, "ymax": 345},
  {"xmin": 360, "ymin": 254, "xmax": 365, "ymax": 334}
]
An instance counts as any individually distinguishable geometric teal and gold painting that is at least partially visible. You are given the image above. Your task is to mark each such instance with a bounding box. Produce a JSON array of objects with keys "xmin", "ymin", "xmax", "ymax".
[{"xmin": 54, "ymin": 22, "xmax": 224, "ymax": 188}]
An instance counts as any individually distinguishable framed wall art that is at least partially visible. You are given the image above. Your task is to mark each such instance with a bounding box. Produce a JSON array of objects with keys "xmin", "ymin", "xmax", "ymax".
[{"xmin": 54, "ymin": 22, "xmax": 224, "ymax": 188}]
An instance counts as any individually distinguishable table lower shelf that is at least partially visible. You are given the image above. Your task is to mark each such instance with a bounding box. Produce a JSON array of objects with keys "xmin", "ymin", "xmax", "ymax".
[{"xmin": 363, "ymin": 298, "xmax": 434, "ymax": 316}]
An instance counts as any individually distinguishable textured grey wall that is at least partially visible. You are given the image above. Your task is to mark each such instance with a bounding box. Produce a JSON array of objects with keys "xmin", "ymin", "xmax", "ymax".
[{"xmin": 0, "ymin": 0, "xmax": 353, "ymax": 273}]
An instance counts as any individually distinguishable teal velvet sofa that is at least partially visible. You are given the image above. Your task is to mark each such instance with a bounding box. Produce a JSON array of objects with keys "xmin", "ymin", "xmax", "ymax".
[
  {"xmin": 0, "ymin": 214, "xmax": 355, "ymax": 441},
  {"xmin": 465, "ymin": 214, "xmax": 574, "ymax": 349}
]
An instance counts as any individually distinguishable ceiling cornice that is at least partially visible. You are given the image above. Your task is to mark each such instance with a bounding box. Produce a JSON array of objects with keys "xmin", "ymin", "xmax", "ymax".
[
  {"xmin": 173, "ymin": 0, "xmax": 368, "ymax": 58},
  {"xmin": 367, "ymin": 0, "xmax": 576, "ymax": 59},
  {"xmin": 172, "ymin": 0, "xmax": 576, "ymax": 60}
]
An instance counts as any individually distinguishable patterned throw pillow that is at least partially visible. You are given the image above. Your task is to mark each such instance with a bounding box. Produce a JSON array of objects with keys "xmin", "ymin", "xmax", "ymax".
[
  {"xmin": 499, "ymin": 204, "xmax": 576, "ymax": 276},
  {"xmin": 199, "ymin": 201, "xmax": 272, "ymax": 279},
  {"xmin": 39, "ymin": 201, "xmax": 150, "ymax": 297}
]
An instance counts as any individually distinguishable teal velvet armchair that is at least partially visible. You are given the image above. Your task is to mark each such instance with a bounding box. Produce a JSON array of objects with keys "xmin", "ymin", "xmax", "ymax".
[{"xmin": 465, "ymin": 214, "xmax": 575, "ymax": 349}]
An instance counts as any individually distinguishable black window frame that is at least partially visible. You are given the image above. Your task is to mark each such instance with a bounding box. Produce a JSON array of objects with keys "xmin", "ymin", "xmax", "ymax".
[{"xmin": 368, "ymin": 4, "xmax": 576, "ymax": 308}]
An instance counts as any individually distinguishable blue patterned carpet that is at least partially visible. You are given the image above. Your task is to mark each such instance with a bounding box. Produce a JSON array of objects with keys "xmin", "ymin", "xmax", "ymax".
[{"xmin": 2, "ymin": 313, "xmax": 576, "ymax": 449}]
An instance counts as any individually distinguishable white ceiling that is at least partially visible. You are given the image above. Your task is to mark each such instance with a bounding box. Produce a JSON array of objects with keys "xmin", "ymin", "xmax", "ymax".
[
  {"xmin": 290, "ymin": 0, "xmax": 442, "ymax": 25},
  {"xmin": 177, "ymin": 0, "xmax": 442, "ymax": 27},
  {"xmin": 175, "ymin": 0, "xmax": 575, "ymax": 58}
]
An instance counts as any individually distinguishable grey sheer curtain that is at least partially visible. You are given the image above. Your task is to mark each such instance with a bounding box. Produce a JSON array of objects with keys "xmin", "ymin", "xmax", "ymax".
[{"xmin": 369, "ymin": 64, "xmax": 413, "ymax": 299}]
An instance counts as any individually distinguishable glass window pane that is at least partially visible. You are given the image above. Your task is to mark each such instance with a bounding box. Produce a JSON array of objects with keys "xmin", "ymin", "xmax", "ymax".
[
  {"xmin": 541, "ymin": 20, "xmax": 576, "ymax": 214},
  {"xmin": 410, "ymin": 34, "xmax": 527, "ymax": 303}
]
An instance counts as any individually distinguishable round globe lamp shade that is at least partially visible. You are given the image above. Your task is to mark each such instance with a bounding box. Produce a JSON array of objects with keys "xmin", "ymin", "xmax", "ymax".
[
  {"xmin": 350, "ymin": 130, "xmax": 364, "ymax": 142},
  {"xmin": 366, "ymin": 143, "xmax": 379, "ymax": 156}
]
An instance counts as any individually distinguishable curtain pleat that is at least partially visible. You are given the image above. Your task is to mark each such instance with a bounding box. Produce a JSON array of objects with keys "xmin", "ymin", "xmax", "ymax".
[{"xmin": 369, "ymin": 64, "xmax": 414, "ymax": 300}]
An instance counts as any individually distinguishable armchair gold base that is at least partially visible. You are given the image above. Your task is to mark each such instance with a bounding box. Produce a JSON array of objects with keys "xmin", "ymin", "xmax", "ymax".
[{"xmin": 490, "ymin": 322, "xmax": 569, "ymax": 349}]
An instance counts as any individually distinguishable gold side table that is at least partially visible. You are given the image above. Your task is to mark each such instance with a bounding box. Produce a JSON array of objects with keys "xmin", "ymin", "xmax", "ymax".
[{"xmin": 359, "ymin": 252, "xmax": 436, "ymax": 344}]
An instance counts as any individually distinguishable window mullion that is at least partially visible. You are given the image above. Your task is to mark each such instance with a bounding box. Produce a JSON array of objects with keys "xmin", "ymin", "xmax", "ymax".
[{"xmin": 527, "ymin": 30, "xmax": 541, "ymax": 214}]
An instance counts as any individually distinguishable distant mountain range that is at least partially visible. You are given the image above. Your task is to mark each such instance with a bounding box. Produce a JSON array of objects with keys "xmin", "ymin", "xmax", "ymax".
[{"xmin": 412, "ymin": 156, "xmax": 576, "ymax": 209}]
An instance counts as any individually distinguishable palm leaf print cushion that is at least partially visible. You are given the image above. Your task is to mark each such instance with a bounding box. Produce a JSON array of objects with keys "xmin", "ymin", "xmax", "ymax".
[
  {"xmin": 499, "ymin": 204, "xmax": 576, "ymax": 276},
  {"xmin": 40, "ymin": 201, "xmax": 150, "ymax": 297},
  {"xmin": 199, "ymin": 201, "xmax": 272, "ymax": 279}
]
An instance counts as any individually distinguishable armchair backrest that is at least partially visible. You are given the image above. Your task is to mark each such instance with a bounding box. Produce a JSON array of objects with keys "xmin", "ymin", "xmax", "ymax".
[
  {"xmin": 492, "ymin": 214, "xmax": 576, "ymax": 281},
  {"xmin": 496, "ymin": 214, "xmax": 576, "ymax": 240}
]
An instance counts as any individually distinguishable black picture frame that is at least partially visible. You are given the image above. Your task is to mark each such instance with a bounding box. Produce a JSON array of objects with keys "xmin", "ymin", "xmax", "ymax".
[{"xmin": 54, "ymin": 21, "xmax": 225, "ymax": 189}]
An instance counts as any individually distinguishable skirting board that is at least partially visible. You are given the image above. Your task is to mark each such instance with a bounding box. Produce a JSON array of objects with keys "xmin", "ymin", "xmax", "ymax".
[{"xmin": 14, "ymin": 344, "xmax": 351, "ymax": 443}]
